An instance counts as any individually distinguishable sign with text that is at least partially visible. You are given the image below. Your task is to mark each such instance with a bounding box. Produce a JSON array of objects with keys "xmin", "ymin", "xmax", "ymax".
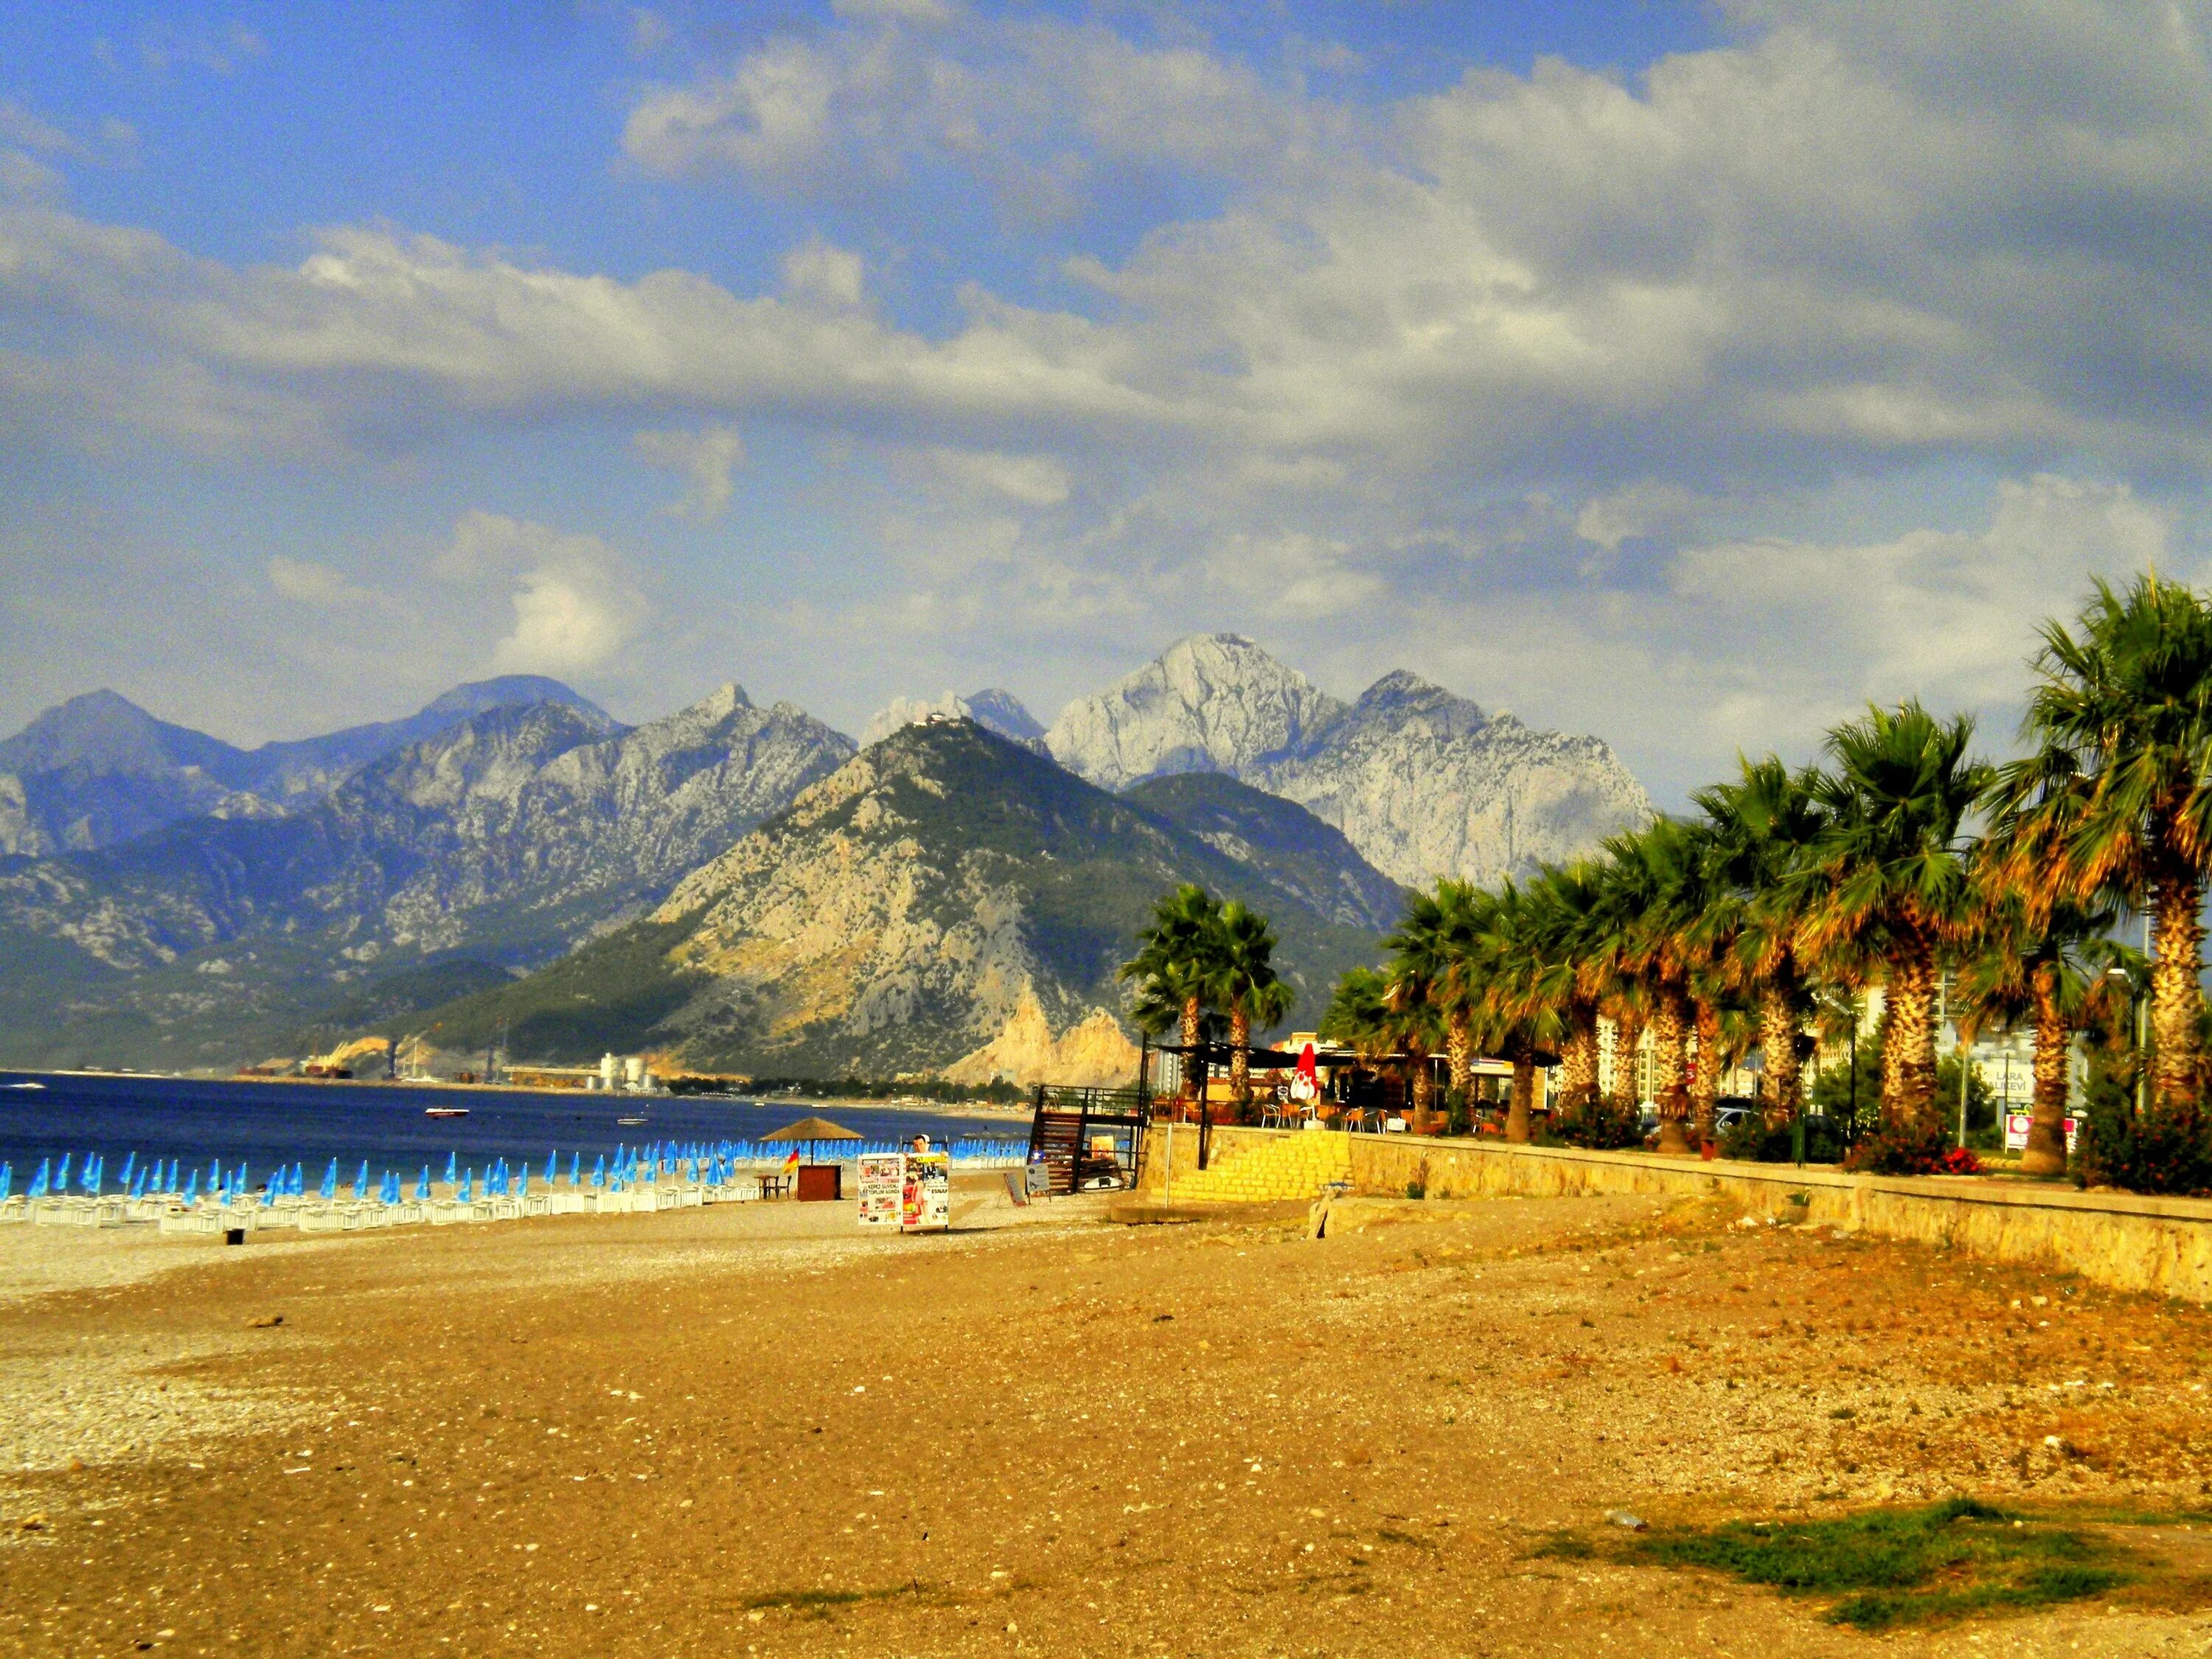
[
  {"xmin": 2003, "ymin": 1113, "xmax": 2078, "ymax": 1153},
  {"xmin": 857, "ymin": 1153, "xmax": 903, "ymax": 1229},
  {"xmin": 902, "ymin": 1151, "xmax": 950, "ymax": 1232}
]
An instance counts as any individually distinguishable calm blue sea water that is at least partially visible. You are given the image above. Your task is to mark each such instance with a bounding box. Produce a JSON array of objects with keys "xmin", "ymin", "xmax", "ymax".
[{"xmin": 0, "ymin": 1071, "xmax": 1024, "ymax": 1189}]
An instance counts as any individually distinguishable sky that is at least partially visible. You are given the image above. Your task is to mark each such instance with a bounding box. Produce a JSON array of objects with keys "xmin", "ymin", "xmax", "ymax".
[{"xmin": 1, "ymin": 0, "xmax": 2205, "ymax": 807}]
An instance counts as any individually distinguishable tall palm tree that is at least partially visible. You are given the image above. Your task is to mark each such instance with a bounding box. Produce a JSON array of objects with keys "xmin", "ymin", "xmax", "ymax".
[
  {"xmin": 1696, "ymin": 756, "xmax": 1826, "ymax": 1126},
  {"xmin": 1209, "ymin": 901, "xmax": 1291, "ymax": 1104},
  {"xmin": 2004, "ymin": 573, "xmax": 2212, "ymax": 1116},
  {"xmin": 1119, "ymin": 884, "xmax": 1222, "ymax": 1102},
  {"xmin": 1487, "ymin": 880, "xmax": 1579, "ymax": 1143},
  {"xmin": 1953, "ymin": 877, "xmax": 2117, "ymax": 1178},
  {"xmin": 1531, "ymin": 863, "xmax": 1606, "ymax": 1121},
  {"xmin": 1797, "ymin": 701, "xmax": 1994, "ymax": 1140},
  {"xmin": 1388, "ymin": 882, "xmax": 1489, "ymax": 1104},
  {"xmin": 1603, "ymin": 818, "xmax": 1707, "ymax": 1154}
]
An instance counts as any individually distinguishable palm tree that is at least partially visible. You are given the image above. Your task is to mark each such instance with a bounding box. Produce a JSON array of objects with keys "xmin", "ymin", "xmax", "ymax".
[
  {"xmin": 1531, "ymin": 863, "xmax": 1606, "ymax": 1121},
  {"xmin": 1388, "ymin": 881, "xmax": 1489, "ymax": 1105},
  {"xmin": 1119, "ymin": 884, "xmax": 1222, "ymax": 1102},
  {"xmin": 1209, "ymin": 901, "xmax": 1291, "ymax": 1104},
  {"xmin": 1602, "ymin": 818, "xmax": 1707, "ymax": 1154},
  {"xmin": 1472, "ymin": 877, "xmax": 1576, "ymax": 1144},
  {"xmin": 1797, "ymin": 701, "xmax": 1994, "ymax": 1140},
  {"xmin": 1953, "ymin": 878, "xmax": 2116, "ymax": 1177},
  {"xmin": 1696, "ymin": 756, "xmax": 1826, "ymax": 1126},
  {"xmin": 2006, "ymin": 573, "xmax": 2212, "ymax": 1117}
]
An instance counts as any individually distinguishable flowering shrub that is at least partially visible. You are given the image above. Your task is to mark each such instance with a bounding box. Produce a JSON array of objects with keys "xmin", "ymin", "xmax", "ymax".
[
  {"xmin": 1843, "ymin": 1119, "xmax": 1958, "ymax": 1175},
  {"xmin": 1935, "ymin": 1146, "xmax": 1983, "ymax": 1175}
]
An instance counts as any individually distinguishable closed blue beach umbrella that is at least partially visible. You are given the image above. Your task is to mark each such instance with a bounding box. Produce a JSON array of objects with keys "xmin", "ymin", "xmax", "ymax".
[
  {"xmin": 544, "ymin": 1150, "xmax": 557, "ymax": 1185},
  {"xmin": 568, "ymin": 1151, "xmax": 581, "ymax": 1187},
  {"xmin": 291, "ymin": 1162, "xmax": 305, "ymax": 1197},
  {"xmin": 119, "ymin": 1152, "xmax": 136, "ymax": 1189},
  {"xmin": 320, "ymin": 1159, "xmax": 338, "ymax": 1200},
  {"xmin": 416, "ymin": 1166, "xmax": 431, "ymax": 1202},
  {"xmin": 128, "ymin": 1165, "xmax": 145, "ymax": 1200},
  {"xmin": 57, "ymin": 1152, "xmax": 72, "ymax": 1191},
  {"xmin": 354, "ymin": 1161, "xmax": 369, "ymax": 1201},
  {"xmin": 237, "ymin": 1162, "xmax": 249, "ymax": 1198},
  {"xmin": 458, "ymin": 1168, "xmax": 474, "ymax": 1204},
  {"xmin": 444, "ymin": 1150, "xmax": 458, "ymax": 1186},
  {"xmin": 591, "ymin": 1154, "xmax": 605, "ymax": 1188},
  {"xmin": 515, "ymin": 1164, "xmax": 529, "ymax": 1197},
  {"xmin": 182, "ymin": 1169, "xmax": 198, "ymax": 1201}
]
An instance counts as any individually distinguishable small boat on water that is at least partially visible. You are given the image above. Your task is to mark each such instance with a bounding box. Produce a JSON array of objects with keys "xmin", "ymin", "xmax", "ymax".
[
  {"xmin": 423, "ymin": 1106, "xmax": 470, "ymax": 1119},
  {"xmin": 616, "ymin": 1115, "xmax": 648, "ymax": 1127},
  {"xmin": 4, "ymin": 1081, "xmax": 45, "ymax": 1091}
]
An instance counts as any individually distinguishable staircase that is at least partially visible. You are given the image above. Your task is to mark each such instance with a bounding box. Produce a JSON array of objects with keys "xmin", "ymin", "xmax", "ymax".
[
  {"xmin": 1029, "ymin": 1110, "xmax": 1087, "ymax": 1195},
  {"xmin": 1155, "ymin": 1128, "xmax": 1351, "ymax": 1203}
]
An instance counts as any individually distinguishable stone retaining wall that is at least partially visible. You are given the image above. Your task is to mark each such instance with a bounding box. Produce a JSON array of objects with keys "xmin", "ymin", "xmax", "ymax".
[{"xmin": 1140, "ymin": 1124, "xmax": 2212, "ymax": 1302}]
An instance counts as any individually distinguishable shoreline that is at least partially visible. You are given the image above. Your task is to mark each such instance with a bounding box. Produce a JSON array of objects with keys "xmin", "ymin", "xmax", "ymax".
[{"xmin": 0, "ymin": 1065, "xmax": 1034, "ymax": 1120}]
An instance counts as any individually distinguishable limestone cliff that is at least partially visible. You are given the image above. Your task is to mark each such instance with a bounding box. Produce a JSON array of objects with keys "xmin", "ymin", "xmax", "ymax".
[
  {"xmin": 1046, "ymin": 636, "xmax": 1652, "ymax": 886},
  {"xmin": 942, "ymin": 992, "xmax": 1138, "ymax": 1088}
]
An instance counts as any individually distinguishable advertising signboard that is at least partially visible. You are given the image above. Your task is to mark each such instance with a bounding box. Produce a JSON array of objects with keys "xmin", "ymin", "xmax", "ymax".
[
  {"xmin": 2003, "ymin": 1113, "xmax": 2078, "ymax": 1153},
  {"xmin": 857, "ymin": 1152, "xmax": 903, "ymax": 1229},
  {"xmin": 901, "ymin": 1151, "xmax": 950, "ymax": 1232}
]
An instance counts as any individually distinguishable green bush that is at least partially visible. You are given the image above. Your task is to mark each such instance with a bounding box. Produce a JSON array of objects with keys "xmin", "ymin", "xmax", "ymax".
[
  {"xmin": 1719, "ymin": 1113, "xmax": 1850, "ymax": 1164},
  {"xmin": 1550, "ymin": 1093, "xmax": 1644, "ymax": 1150},
  {"xmin": 2075, "ymin": 1062, "xmax": 2212, "ymax": 1195}
]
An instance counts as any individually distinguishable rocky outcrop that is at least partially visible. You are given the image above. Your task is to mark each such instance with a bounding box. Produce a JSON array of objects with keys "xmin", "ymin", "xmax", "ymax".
[
  {"xmin": 943, "ymin": 991, "xmax": 1138, "ymax": 1088},
  {"xmin": 1046, "ymin": 636, "xmax": 1652, "ymax": 886},
  {"xmin": 1043, "ymin": 635, "xmax": 1340, "ymax": 788}
]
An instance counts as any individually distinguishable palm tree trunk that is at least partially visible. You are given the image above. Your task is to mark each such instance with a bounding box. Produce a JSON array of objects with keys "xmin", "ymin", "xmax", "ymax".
[
  {"xmin": 1760, "ymin": 987, "xmax": 1802, "ymax": 1127},
  {"xmin": 1230, "ymin": 1007, "xmax": 1251, "ymax": 1107},
  {"xmin": 1561, "ymin": 1016, "xmax": 1599, "ymax": 1115},
  {"xmin": 2023, "ymin": 961, "xmax": 2070, "ymax": 1178},
  {"xmin": 1180, "ymin": 994, "xmax": 1202, "ymax": 1107},
  {"xmin": 1654, "ymin": 987, "xmax": 1691, "ymax": 1155},
  {"xmin": 1691, "ymin": 999, "xmax": 1722, "ymax": 1147},
  {"xmin": 1882, "ymin": 947, "xmax": 1940, "ymax": 1134},
  {"xmin": 2150, "ymin": 860, "xmax": 2205, "ymax": 1117},
  {"xmin": 1610, "ymin": 1010, "xmax": 1645, "ymax": 1111},
  {"xmin": 1408, "ymin": 1048, "xmax": 1434, "ymax": 1116},
  {"xmin": 1507, "ymin": 1052, "xmax": 1535, "ymax": 1143},
  {"xmin": 1445, "ymin": 1009, "xmax": 1473, "ymax": 1102}
]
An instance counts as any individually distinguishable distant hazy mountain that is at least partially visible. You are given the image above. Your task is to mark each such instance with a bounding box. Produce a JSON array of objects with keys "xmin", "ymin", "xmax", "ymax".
[
  {"xmin": 0, "ymin": 685, "xmax": 852, "ymax": 1069},
  {"xmin": 1045, "ymin": 634, "xmax": 1652, "ymax": 886},
  {"xmin": 860, "ymin": 687, "xmax": 1046, "ymax": 750},
  {"xmin": 0, "ymin": 676, "xmax": 616, "ymax": 856},
  {"xmin": 400, "ymin": 720, "xmax": 1394, "ymax": 1082}
]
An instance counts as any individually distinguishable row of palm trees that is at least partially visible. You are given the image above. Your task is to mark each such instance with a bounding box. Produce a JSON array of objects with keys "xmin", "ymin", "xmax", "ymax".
[
  {"xmin": 1318, "ymin": 571, "xmax": 2211, "ymax": 1178},
  {"xmin": 1119, "ymin": 886, "xmax": 1290, "ymax": 1104}
]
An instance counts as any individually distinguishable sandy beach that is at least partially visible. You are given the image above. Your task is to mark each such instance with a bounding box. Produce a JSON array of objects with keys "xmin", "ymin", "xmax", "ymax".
[{"xmin": 6, "ymin": 1179, "xmax": 2212, "ymax": 1656}]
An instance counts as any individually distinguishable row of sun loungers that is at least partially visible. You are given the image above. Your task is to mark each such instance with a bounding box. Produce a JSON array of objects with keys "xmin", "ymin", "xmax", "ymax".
[{"xmin": 0, "ymin": 1177, "xmax": 779, "ymax": 1234}]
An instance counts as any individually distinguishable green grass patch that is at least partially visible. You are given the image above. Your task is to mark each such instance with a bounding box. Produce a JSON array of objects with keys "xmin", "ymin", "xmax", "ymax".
[{"xmin": 1541, "ymin": 1498, "xmax": 2140, "ymax": 1630}]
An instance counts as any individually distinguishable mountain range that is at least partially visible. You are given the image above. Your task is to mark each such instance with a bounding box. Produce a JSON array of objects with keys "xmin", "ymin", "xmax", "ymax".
[{"xmin": 0, "ymin": 636, "xmax": 1648, "ymax": 1077}]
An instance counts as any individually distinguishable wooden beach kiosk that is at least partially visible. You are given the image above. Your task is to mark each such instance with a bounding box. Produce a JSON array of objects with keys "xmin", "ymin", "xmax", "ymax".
[{"xmin": 762, "ymin": 1116, "xmax": 862, "ymax": 1200}]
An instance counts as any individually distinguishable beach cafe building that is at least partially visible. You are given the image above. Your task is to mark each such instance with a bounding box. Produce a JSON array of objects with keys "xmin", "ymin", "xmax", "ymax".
[{"xmin": 1165, "ymin": 1032, "xmax": 1528, "ymax": 1124}]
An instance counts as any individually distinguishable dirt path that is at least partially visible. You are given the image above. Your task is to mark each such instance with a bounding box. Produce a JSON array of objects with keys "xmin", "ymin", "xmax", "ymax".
[{"xmin": 5, "ymin": 1185, "xmax": 2212, "ymax": 1655}]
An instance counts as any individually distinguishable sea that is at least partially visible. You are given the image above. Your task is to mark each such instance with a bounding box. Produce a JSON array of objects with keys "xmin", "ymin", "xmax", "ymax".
[{"xmin": 0, "ymin": 1070, "xmax": 1026, "ymax": 1189}]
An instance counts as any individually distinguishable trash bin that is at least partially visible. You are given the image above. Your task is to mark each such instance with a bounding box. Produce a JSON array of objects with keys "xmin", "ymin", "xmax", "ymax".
[{"xmin": 796, "ymin": 1164, "xmax": 842, "ymax": 1202}]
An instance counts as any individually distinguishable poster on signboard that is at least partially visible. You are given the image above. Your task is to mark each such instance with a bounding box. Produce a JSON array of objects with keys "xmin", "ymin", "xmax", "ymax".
[
  {"xmin": 901, "ymin": 1151, "xmax": 950, "ymax": 1232},
  {"xmin": 857, "ymin": 1152, "xmax": 903, "ymax": 1229},
  {"xmin": 2003, "ymin": 1113, "xmax": 2079, "ymax": 1152}
]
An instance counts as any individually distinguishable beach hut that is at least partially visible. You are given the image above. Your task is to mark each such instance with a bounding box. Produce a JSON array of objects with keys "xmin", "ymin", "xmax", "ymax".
[{"xmin": 762, "ymin": 1116, "xmax": 861, "ymax": 1200}]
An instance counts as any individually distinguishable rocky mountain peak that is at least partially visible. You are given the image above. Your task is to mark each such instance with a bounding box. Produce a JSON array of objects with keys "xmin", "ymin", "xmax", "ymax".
[
  {"xmin": 416, "ymin": 675, "xmax": 613, "ymax": 728},
  {"xmin": 1044, "ymin": 633, "xmax": 1346, "ymax": 788},
  {"xmin": 861, "ymin": 687, "xmax": 1045, "ymax": 750}
]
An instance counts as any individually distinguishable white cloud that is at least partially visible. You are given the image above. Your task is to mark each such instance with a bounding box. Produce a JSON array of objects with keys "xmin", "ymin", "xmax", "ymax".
[
  {"xmin": 635, "ymin": 425, "xmax": 746, "ymax": 521},
  {"xmin": 265, "ymin": 555, "xmax": 370, "ymax": 607},
  {"xmin": 439, "ymin": 512, "xmax": 647, "ymax": 676},
  {"xmin": 922, "ymin": 447, "xmax": 1070, "ymax": 507}
]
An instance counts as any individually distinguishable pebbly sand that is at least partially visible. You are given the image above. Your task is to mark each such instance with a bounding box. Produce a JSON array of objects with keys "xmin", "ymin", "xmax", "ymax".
[{"xmin": 5, "ymin": 1176, "xmax": 2212, "ymax": 1655}]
